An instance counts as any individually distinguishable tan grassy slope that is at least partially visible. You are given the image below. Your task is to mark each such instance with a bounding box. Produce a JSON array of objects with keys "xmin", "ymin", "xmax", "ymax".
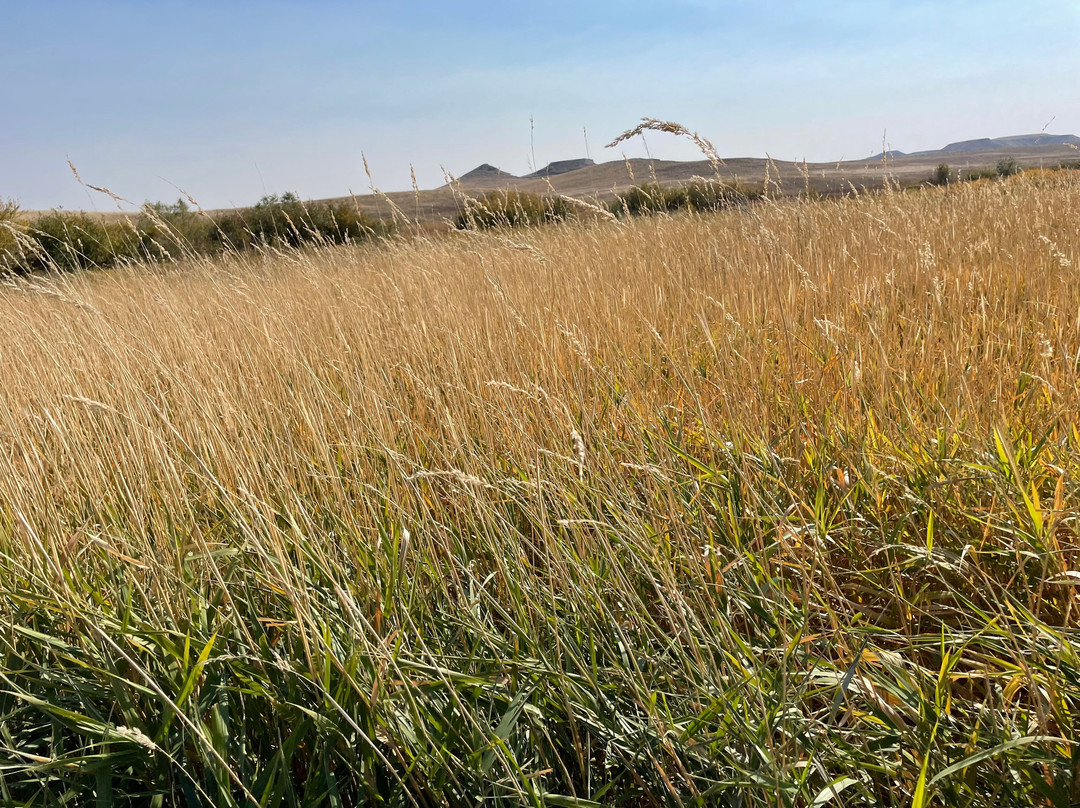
[{"xmin": 1, "ymin": 172, "xmax": 1080, "ymax": 804}]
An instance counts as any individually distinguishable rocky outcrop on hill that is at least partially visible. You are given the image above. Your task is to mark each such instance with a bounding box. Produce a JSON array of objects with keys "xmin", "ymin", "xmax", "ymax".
[
  {"xmin": 526, "ymin": 158, "xmax": 596, "ymax": 178},
  {"xmin": 457, "ymin": 164, "xmax": 516, "ymax": 184}
]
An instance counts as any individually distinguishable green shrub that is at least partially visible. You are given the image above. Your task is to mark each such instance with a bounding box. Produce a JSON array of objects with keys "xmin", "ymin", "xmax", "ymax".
[
  {"xmin": 9, "ymin": 212, "xmax": 143, "ymax": 273},
  {"xmin": 610, "ymin": 180, "xmax": 760, "ymax": 218},
  {"xmin": 996, "ymin": 157, "xmax": 1022, "ymax": 178},
  {"xmin": 137, "ymin": 198, "xmax": 217, "ymax": 261},
  {"xmin": 611, "ymin": 182, "xmax": 676, "ymax": 216},
  {"xmin": 930, "ymin": 162, "xmax": 951, "ymax": 186},
  {"xmin": 684, "ymin": 178, "xmax": 759, "ymax": 210},
  {"xmin": 0, "ymin": 198, "xmax": 22, "ymax": 262},
  {"xmin": 213, "ymin": 193, "xmax": 386, "ymax": 251},
  {"xmin": 962, "ymin": 160, "xmax": 1023, "ymax": 183},
  {"xmin": 1057, "ymin": 160, "xmax": 1080, "ymax": 171},
  {"xmin": 455, "ymin": 190, "xmax": 573, "ymax": 230},
  {"xmin": 963, "ymin": 166, "xmax": 1000, "ymax": 182},
  {"xmin": 2, "ymin": 193, "xmax": 391, "ymax": 276}
]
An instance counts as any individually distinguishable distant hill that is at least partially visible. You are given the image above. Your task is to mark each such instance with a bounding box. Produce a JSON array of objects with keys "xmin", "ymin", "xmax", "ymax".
[
  {"xmin": 943, "ymin": 133, "xmax": 1080, "ymax": 152},
  {"xmin": 871, "ymin": 134, "xmax": 1080, "ymax": 160},
  {"xmin": 457, "ymin": 164, "xmax": 516, "ymax": 185},
  {"xmin": 453, "ymin": 135, "xmax": 1079, "ymax": 196},
  {"xmin": 915, "ymin": 133, "xmax": 1080, "ymax": 156},
  {"xmin": 938, "ymin": 138, "xmax": 999, "ymax": 153},
  {"xmin": 526, "ymin": 158, "xmax": 596, "ymax": 178}
]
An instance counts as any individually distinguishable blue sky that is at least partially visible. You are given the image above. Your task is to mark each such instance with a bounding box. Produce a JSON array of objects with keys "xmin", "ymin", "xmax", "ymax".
[{"xmin": 3, "ymin": 0, "xmax": 1078, "ymax": 210}]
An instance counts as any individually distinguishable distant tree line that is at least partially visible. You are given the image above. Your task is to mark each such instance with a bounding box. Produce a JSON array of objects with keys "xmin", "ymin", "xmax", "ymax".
[
  {"xmin": 455, "ymin": 179, "xmax": 764, "ymax": 231},
  {"xmin": 0, "ymin": 193, "xmax": 391, "ymax": 274},
  {"xmin": 928, "ymin": 157, "xmax": 1080, "ymax": 186}
]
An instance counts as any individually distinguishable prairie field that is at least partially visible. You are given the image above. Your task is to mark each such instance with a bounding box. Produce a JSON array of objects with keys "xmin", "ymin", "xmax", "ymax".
[{"xmin": 3, "ymin": 171, "xmax": 1080, "ymax": 806}]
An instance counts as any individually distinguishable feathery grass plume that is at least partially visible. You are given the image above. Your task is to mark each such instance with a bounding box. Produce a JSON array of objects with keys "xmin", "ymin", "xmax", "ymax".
[
  {"xmin": 570, "ymin": 429, "xmax": 586, "ymax": 480},
  {"xmin": 606, "ymin": 117, "xmax": 725, "ymax": 175},
  {"xmin": 362, "ymin": 150, "xmax": 414, "ymax": 228}
]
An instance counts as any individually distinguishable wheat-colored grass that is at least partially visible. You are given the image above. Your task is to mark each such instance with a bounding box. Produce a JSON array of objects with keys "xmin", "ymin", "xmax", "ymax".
[{"xmin": 2, "ymin": 171, "xmax": 1079, "ymax": 805}]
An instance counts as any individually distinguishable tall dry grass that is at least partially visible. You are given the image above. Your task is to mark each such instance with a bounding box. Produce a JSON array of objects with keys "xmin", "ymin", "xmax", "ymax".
[{"xmin": 1, "ymin": 171, "xmax": 1079, "ymax": 805}]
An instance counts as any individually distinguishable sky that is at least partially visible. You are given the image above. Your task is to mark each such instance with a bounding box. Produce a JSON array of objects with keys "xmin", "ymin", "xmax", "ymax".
[{"xmin": 2, "ymin": 0, "xmax": 1079, "ymax": 211}]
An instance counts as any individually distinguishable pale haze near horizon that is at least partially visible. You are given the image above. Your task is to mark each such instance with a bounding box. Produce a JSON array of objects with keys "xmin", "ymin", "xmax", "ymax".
[{"xmin": 2, "ymin": 0, "xmax": 1078, "ymax": 211}]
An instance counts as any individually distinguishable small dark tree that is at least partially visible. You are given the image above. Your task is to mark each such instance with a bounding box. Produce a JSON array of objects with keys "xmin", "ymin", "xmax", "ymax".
[
  {"xmin": 931, "ymin": 163, "xmax": 951, "ymax": 186},
  {"xmin": 996, "ymin": 158, "xmax": 1021, "ymax": 178},
  {"xmin": 145, "ymin": 198, "xmax": 190, "ymax": 215},
  {"xmin": 138, "ymin": 198, "xmax": 213, "ymax": 260},
  {"xmin": 0, "ymin": 198, "xmax": 21, "ymax": 260}
]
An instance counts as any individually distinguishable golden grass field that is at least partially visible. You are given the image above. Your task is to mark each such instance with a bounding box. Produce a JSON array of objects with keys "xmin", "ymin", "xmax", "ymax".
[{"xmin": 2, "ymin": 170, "xmax": 1080, "ymax": 805}]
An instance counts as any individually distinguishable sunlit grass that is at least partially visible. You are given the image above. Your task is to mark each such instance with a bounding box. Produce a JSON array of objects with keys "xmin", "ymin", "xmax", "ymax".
[{"xmin": 1, "ymin": 171, "xmax": 1079, "ymax": 806}]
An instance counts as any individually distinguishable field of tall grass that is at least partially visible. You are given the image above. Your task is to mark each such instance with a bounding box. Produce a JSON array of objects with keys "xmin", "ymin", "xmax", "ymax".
[{"xmin": 1, "ymin": 169, "xmax": 1079, "ymax": 805}]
